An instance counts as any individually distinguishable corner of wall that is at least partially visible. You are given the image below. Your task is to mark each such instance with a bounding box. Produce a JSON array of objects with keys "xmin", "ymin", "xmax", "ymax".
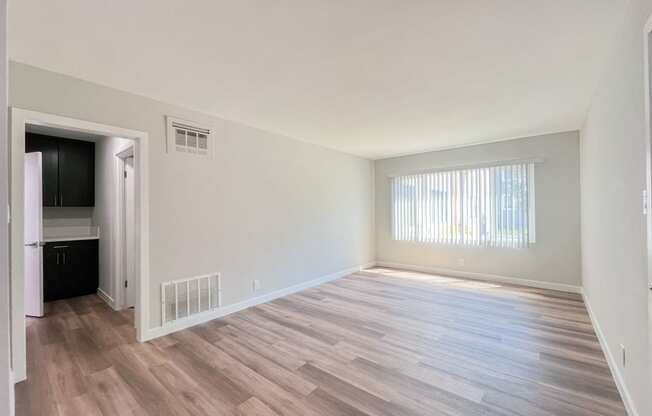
[{"xmin": 582, "ymin": 290, "xmax": 642, "ymax": 416}]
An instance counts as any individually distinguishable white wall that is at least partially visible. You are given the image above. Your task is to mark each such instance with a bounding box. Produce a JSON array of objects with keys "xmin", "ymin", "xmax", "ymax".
[
  {"xmin": 9, "ymin": 62, "xmax": 375, "ymax": 330},
  {"xmin": 374, "ymin": 131, "xmax": 581, "ymax": 289},
  {"xmin": 0, "ymin": 0, "xmax": 13, "ymax": 414},
  {"xmin": 580, "ymin": 0, "xmax": 652, "ymax": 414},
  {"xmin": 42, "ymin": 207, "xmax": 93, "ymax": 227},
  {"xmin": 93, "ymin": 137, "xmax": 132, "ymax": 304}
]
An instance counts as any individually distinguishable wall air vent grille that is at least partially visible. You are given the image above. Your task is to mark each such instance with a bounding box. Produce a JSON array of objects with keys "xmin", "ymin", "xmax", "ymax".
[
  {"xmin": 161, "ymin": 273, "xmax": 221, "ymax": 325},
  {"xmin": 166, "ymin": 116, "xmax": 213, "ymax": 157}
]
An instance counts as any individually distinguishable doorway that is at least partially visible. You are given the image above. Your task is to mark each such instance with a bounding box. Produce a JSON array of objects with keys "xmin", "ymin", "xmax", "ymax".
[{"xmin": 9, "ymin": 108, "xmax": 150, "ymax": 383}]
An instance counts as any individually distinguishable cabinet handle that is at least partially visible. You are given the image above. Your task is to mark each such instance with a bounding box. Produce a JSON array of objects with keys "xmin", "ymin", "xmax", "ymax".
[
  {"xmin": 56, "ymin": 252, "xmax": 60, "ymax": 265},
  {"xmin": 62, "ymin": 252, "xmax": 66, "ymax": 265},
  {"xmin": 54, "ymin": 194, "xmax": 57, "ymax": 206},
  {"xmin": 60, "ymin": 192, "xmax": 63, "ymax": 207}
]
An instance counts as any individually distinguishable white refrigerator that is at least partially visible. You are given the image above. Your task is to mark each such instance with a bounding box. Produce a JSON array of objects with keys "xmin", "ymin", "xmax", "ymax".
[{"xmin": 24, "ymin": 152, "xmax": 44, "ymax": 317}]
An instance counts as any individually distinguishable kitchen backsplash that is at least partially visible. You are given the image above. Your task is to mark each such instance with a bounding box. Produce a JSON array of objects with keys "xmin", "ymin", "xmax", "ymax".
[{"xmin": 42, "ymin": 207, "xmax": 94, "ymax": 228}]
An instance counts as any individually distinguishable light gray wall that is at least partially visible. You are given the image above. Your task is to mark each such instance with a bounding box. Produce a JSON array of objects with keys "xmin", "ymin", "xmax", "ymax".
[
  {"xmin": 9, "ymin": 62, "xmax": 375, "ymax": 329},
  {"xmin": 580, "ymin": 0, "xmax": 652, "ymax": 414},
  {"xmin": 0, "ymin": 0, "xmax": 13, "ymax": 414},
  {"xmin": 374, "ymin": 131, "xmax": 581, "ymax": 288},
  {"xmin": 93, "ymin": 137, "xmax": 132, "ymax": 302}
]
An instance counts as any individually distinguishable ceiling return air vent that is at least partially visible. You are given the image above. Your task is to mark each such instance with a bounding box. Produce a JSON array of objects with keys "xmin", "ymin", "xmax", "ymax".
[{"xmin": 166, "ymin": 116, "xmax": 213, "ymax": 157}]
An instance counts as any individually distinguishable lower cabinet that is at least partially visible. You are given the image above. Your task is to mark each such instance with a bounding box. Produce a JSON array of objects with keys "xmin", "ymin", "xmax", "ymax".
[{"xmin": 44, "ymin": 240, "xmax": 99, "ymax": 302}]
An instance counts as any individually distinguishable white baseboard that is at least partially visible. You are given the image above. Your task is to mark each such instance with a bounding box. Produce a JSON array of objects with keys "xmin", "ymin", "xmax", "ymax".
[
  {"xmin": 374, "ymin": 261, "xmax": 582, "ymax": 294},
  {"xmin": 142, "ymin": 262, "xmax": 374, "ymax": 342},
  {"xmin": 97, "ymin": 288, "xmax": 118, "ymax": 310},
  {"xmin": 582, "ymin": 291, "xmax": 639, "ymax": 416},
  {"xmin": 359, "ymin": 261, "xmax": 377, "ymax": 270}
]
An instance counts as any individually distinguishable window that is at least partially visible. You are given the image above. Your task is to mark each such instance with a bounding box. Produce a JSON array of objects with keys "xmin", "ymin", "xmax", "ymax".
[{"xmin": 391, "ymin": 162, "xmax": 535, "ymax": 248}]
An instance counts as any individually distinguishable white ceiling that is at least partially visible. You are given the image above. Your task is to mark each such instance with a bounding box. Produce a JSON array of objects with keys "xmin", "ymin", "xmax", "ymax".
[{"xmin": 9, "ymin": 1, "xmax": 623, "ymax": 159}]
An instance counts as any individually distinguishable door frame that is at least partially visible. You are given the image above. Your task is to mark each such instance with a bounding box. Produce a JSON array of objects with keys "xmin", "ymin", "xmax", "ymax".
[
  {"xmin": 645, "ymin": 15, "xmax": 652, "ymax": 290},
  {"xmin": 114, "ymin": 146, "xmax": 135, "ymax": 310},
  {"xmin": 9, "ymin": 108, "xmax": 150, "ymax": 382},
  {"xmin": 643, "ymin": 17, "xmax": 652, "ymax": 416}
]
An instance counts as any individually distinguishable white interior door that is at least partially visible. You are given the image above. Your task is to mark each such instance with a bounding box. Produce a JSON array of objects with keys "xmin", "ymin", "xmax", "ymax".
[
  {"xmin": 124, "ymin": 156, "xmax": 136, "ymax": 308},
  {"xmin": 24, "ymin": 152, "xmax": 44, "ymax": 317}
]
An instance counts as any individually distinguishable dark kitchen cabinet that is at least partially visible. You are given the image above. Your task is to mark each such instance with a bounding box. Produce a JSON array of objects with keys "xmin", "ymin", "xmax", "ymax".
[
  {"xmin": 58, "ymin": 139, "xmax": 95, "ymax": 206},
  {"xmin": 43, "ymin": 244, "xmax": 63, "ymax": 302},
  {"xmin": 67, "ymin": 240, "xmax": 99, "ymax": 297},
  {"xmin": 25, "ymin": 133, "xmax": 95, "ymax": 207},
  {"xmin": 43, "ymin": 240, "xmax": 99, "ymax": 302}
]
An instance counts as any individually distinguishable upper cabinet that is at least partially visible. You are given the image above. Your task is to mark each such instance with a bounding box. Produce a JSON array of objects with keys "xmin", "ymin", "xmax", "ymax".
[
  {"xmin": 57, "ymin": 139, "xmax": 95, "ymax": 206},
  {"xmin": 26, "ymin": 133, "xmax": 95, "ymax": 207}
]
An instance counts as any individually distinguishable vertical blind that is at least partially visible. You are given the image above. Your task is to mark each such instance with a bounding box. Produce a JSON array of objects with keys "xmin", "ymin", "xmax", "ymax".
[{"xmin": 391, "ymin": 163, "xmax": 535, "ymax": 248}]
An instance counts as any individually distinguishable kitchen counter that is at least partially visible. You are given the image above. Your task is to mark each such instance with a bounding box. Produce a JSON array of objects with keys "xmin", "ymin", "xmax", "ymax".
[
  {"xmin": 43, "ymin": 226, "xmax": 100, "ymax": 243},
  {"xmin": 43, "ymin": 235, "xmax": 99, "ymax": 242}
]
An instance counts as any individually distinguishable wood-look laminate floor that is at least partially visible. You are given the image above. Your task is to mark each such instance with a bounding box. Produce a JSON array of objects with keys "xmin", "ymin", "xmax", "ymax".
[{"xmin": 15, "ymin": 268, "xmax": 626, "ymax": 416}]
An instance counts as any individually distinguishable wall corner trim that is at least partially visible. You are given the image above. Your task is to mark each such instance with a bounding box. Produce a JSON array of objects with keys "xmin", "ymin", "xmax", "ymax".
[
  {"xmin": 142, "ymin": 262, "xmax": 376, "ymax": 342},
  {"xmin": 375, "ymin": 261, "xmax": 582, "ymax": 294},
  {"xmin": 582, "ymin": 291, "xmax": 640, "ymax": 416}
]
